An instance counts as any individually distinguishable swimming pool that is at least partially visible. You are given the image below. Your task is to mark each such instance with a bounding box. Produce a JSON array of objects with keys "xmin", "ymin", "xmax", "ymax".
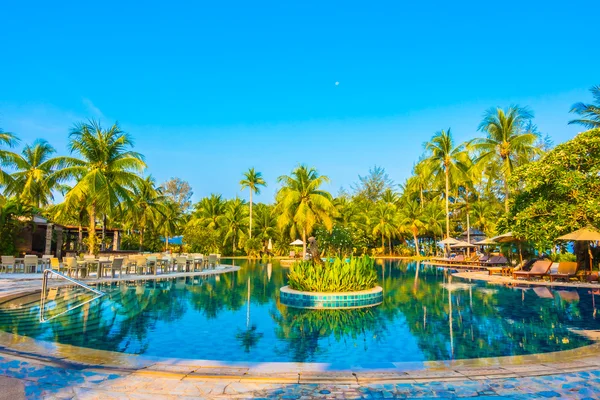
[{"xmin": 0, "ymin": 259, "xmax": 598, "ymax": 365}]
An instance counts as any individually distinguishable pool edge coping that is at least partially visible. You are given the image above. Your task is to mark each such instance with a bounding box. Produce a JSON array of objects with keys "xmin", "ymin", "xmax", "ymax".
[{"xmin": 2, "ymin": 266, "xmax": 600, "ymax": 383}]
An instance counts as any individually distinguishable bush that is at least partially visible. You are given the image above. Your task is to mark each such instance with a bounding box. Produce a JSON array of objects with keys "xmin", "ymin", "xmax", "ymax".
[
  {"xmin": 244, "ymin": 237, "xmax": 262, "ymax": 258},
  {"xmin": 549, "ymin": 253, "xmax": 577, "ymax": 262},
  {"xmin": 287, "ymin": 256, "xmax": 378, "ymax": 292}
]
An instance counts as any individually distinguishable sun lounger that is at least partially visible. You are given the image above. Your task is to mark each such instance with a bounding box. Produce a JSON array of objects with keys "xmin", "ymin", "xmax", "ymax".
[
  {"xmin": 512, "ymin": 260, "xmax": 553, "ymax": 280},
  {"xmin": 549, "ymin": 262, "xmax": 578, "ymax": 282}
]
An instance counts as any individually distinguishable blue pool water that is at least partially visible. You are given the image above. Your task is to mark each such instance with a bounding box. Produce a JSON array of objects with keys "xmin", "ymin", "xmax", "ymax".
[{"xmin": 0, "ymin": 259, "xmax": 598, "ymax": 364}]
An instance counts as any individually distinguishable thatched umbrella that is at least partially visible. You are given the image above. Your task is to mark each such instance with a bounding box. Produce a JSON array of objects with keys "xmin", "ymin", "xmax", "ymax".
[
  {"xmin": 557, "ymin": 227, "xmax": 600, "ymax": 273},
  {"xmin": 490, "ymin": 232, "xmax": 524, "ymax": 263}
]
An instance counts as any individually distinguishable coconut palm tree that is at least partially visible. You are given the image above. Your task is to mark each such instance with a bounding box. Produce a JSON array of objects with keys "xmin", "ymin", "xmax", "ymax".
[
  {"xmin": 370, "ymin": 201, "xmax": 397, "ymax": 254},
  {"xmin": 398, "ymin": 199, "xmax": 425, "ymax": 256},
  {"xmin": 192, "ymin": 194, "xmax": 226, "ymax": 229},
  {"xmin": 240, "ymin": 168, "xmax": 266, "ymax": 239},
  {"xmin": 0, "ymin": 129, "xmax": 19, "ymax": 186},
  {"xmin": 56, "ymin": 120, "xmax": 146, "ymax": 254},
  {"xmin": 159, "ymin": 200, "xmax": 185, "ymax": 251},
  {"xmin": 3, "ymin": 139, "xmax": 67, "ymax": 207},
  {"xmin": 223, "ymin": 197, "xmax": 248, "ymax": 253},
  {"xmin": 128, "ymin": 176, "xmax": 166, "ymax": 251},
  {"xmin": 472, "ymin": 106, "xmax": 539, "ymax": 213},
  {"xmin": 275, "ymin": 165, "xmax": 337, "ymax": 257},
  {"xmin": 569, "ymin": 85, "xmax": 600, "ymax": 128},
  {"xmin": 423, "ymin": 129, "xmax": 469, "ymax": 239},
  {"xmin": 253, "ymin": 203, "xmax": 277, "ymax": 246}
]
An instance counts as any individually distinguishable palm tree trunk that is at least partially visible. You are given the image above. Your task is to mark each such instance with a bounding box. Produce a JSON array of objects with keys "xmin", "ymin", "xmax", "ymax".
[
  {"xmin": 88, "ymin": 204, "xmax": 96, "ymax": 255},
  {"xmin": 420, "ymin": 186, "xmax": 424, "ymax": 209},
  {"xmin": 388, "ymin": 237, "xmax": 392, "ymax": 255},
  {"xmin": 77, "ymin": 225, "xmax": 83, "ymax": 252},
  {"xmin": 445, "ymin": 169, "xmax": 450, "ymax": 238},
  {"xmin": 101, "ymin": 214, "xmax": 107, "ymax": 251},
  {"xmin": 165, "ymin": 236, "xmax": 169, "ymax": 252},
  {"xmin": 381, "ymin": 232, "xmax": 385, "ymax": 253},
  {"xmin": 413, "ymin": 229, "xmax": 420, "ymax": 256},
  {"xmin": 139, "ymin": 228, "xmax": 144, "ymax": 252},
  {"xmin": 504, "ymin": 157, "xmax": 510, "ymax": 213},
  {"xmin": 302, "ymin": 228, "xmax": 307, "ymax": 258},
  {"xmin": 249, "ymin": 191, "xmax": 253, "ymax": 239}
]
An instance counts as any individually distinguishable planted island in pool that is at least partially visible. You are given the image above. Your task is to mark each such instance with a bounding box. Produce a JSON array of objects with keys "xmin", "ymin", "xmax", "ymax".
[{"xmin": 280, "ymin": 256, "xmax": 383, "ymax": 309}]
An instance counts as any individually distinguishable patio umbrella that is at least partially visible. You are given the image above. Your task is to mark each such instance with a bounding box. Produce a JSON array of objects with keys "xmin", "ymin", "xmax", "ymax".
[
  {"xmin": 438, "ymin": 237, "xmax": 459, "ymax": 257},
  {"xmin": 557, "ymin": 227, "xmax": 600, "ymax": 273},
  {"xmin": 439, "ymin": 237, "xmax": 460, "ymax": 245},
  {"xmin": 449, "ymin": 240, "xmax": 476, "ymax": 248},
  {"xmin": 289, "ymin": 239, "xmax": 304, "ymax": 246},
  {"xmin": 490, "ymin": 232, "xmax": 524, "ymax": 264},
  {"xmin": 474, "ymin": 238, "xmax": 497, "ymax": 245}
]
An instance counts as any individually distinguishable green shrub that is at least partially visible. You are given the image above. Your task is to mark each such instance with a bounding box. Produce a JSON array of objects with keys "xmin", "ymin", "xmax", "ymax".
[
  {"xmin": 549, "ymin": 253, "xmax": 577, "ymax": 262},
  {"xmin": 287, "ymin": 256, "xmax": 378, "ymax": 292}
]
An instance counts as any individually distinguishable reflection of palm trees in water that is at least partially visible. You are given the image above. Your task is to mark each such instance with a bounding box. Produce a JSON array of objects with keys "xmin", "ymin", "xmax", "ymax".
[{"xmin": 236, "ymin": 277, "xmax": 263, "ymax": 352}]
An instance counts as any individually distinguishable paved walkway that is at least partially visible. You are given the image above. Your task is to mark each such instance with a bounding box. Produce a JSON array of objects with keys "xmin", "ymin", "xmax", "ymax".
[
  {"xmin": 2, "ymin": 266, "xmax": 600, "ymax": 398},
  {"xmin": 1, "ymin": 351, "xmax": 600, "ymax": 399},
  {"xmin": 452, "ymin": 270, "xmax": 600, "ymax": 289}
]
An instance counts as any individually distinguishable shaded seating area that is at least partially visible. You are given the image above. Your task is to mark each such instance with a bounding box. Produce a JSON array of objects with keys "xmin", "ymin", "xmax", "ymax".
[
  {"xmin": 549, "ymin": 262, "xmax": 578, "ymax": 282},
  {"xmin": 513, "ymin": 260, "xmax": 553, "ymax": 280}
]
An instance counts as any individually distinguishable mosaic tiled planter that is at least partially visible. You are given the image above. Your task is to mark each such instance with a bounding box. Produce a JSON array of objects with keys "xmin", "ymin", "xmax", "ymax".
[{"xmin": 280, "ymin": 285, "xmax": 383, "ymax": 309}]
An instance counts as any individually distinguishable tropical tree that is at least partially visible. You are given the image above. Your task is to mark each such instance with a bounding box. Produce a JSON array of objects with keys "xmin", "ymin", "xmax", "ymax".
[
  {"xmin": 159, "ymin": 200, "xmax": 185, "ymax": 251},
  {"xmin": 223, "ymin": 197, "xmax": 248, "ymax": 253},
  {"xmin": 423, "ymin": 129, "xmax": 468, "ymax": 239},
  {"xmin": 128, "ymin": 176, "xmax": 166, "ymax": 251},
  {"xmin": 0, "ymin": 129, "xmax": 19, "ymax": 186},
  {"xmin": 569, "ymin": 85, "xmax": 600, "ymax": 128},
  {"xmin": 56, "ymin": 120, "xmax": 146, "ymax": 254},
  {"xmin": 192, "ymin": 194, "xmax": 226, "ymax": 229},
  {"xmin": 240, "ymin": 168, "xmax": 266, "ymax": 239},
  {"xmin": 398, "ymin": 200, "xmax": 426, "ymax": 256},
  {"xmin": 252, "ymin": 203, "xmax": 277, "ymax": 245},
  {"xmin": 370, "ymin": 201, "xmax": 397, "ymax": 254},
  {"xmin": 472, "ymin": 106, "xmax": 540, "ymax": 213},
  {"xmin": 275, "ymin": 165, "xmax": 337, "ymax": 256},
  {"xmin": 3, "ymin": 139, "xmax": 67, "ymax": 207}
]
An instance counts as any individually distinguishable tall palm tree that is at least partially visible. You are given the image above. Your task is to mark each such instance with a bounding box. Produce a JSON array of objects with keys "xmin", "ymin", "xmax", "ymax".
[
  {"xmin": 223, "ymin": 197, "xmax": 248, "ymax": 253},
  {"xmin": 240, "ymin": 168, "xmax": 266, "ymax": 239},
  {"xmin": 472, "ymin": 106, "xmax": 539, "ymax": 213},
  {"xmin": 56, "ymin": 120, "xmax": 146, "ymax": 254},
  {"xmin": 192, "ymin": 194, "xmax": 226, "ymax": 229},
  {"xmin": 275, "ymin": 165, "xmax": 337, "ymax": 256},
  {"xmin": 159, "ymin": 200, "xmax": 185, "ymax": 251},
  {"xmin": 370, "ymin": 201, "xmax": 397, "ymax": 254},
  {"xmin": 398, "ymin": 200, "xmax": 425, "ymax": 256},
  {"xmin": 0, "ymin": 129, "xmax": 19, "ymax": 187},
  {"xmin": 4, "ymin": 139, "xmax": 67, "ymax": 207},
  {"xmin": 424, "ymin": 129, "xmax": 469, "ymax": 239},
  {"xmin": 128, "ymin": 176, "xmax": 166, "ymax": 251},
  {"xmin": 569, "ymin": 85, "xmax": 600, "ymax": 128},
  {"xmin": 253, "ymin": 203, "xmax": 277, "ymax": 246}
]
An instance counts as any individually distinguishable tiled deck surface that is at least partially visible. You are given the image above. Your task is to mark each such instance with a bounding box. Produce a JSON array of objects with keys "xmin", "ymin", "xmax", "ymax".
[
  {"xmin": 2, "ymin": 267, "xmax": 600, "ymax": 398},
  {"xmin": 452, "ymin": 270, "xmax": 600, "ymax": 289},
  {"xmin": 2, "ymin": 351, "xmax": 600, "ymax": 399}
]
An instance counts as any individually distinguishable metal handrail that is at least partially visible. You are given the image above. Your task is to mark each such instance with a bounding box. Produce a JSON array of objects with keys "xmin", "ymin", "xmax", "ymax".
[{"xmin": 40, "ymin": 268, "xmax": 105, "ymax": 323}]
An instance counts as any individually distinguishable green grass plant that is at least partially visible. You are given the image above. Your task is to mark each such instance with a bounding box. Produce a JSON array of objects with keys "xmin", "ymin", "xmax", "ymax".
[{"xmin": 287, "ymin": 255, "xmax": 378, "ymax": 292}]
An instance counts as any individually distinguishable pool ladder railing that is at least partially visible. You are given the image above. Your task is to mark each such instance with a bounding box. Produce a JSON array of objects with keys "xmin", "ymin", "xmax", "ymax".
[{"xmin": 40, "ymin": 268, "xmax": 105, "ymax": 323}]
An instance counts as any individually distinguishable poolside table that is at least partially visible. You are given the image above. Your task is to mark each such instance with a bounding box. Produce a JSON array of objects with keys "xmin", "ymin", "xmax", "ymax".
[{"xmin": 14, "ymin": 258, "xmax": 51, "ymax": 273}]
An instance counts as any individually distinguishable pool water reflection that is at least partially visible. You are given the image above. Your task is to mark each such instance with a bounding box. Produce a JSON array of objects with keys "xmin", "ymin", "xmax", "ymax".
[{"xmin": 0, "ymin": 259, "xmax": 598, "ymax": 364}]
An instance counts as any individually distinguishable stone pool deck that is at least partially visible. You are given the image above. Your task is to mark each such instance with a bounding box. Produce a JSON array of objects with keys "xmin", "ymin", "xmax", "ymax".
[
  {"xmin": 452, "ymin": 270, "xmax": 600, "ymax": 289},
  {"xmin": 2, "ymin": 266, "xmax": 600, "ymax": 398}
]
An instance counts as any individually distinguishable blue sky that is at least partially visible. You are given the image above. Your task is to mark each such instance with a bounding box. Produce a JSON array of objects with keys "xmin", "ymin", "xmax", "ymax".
[{"xmin": 1, "ymin": 1, "xmax": 598, "ymax": 204}]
